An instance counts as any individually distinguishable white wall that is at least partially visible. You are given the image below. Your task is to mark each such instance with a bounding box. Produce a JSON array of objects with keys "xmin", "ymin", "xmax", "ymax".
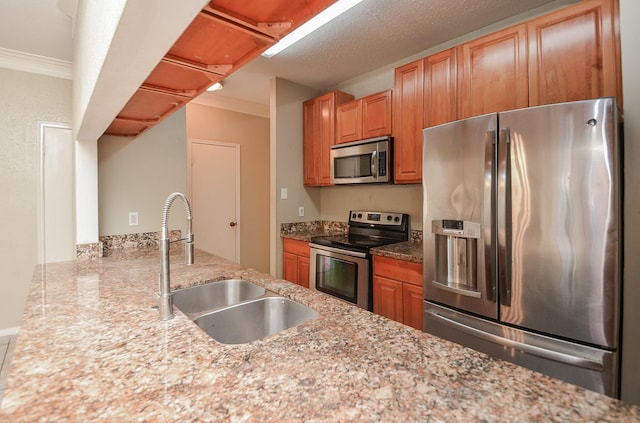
[
  {"xmin": 619, "ymin": 0, "xmax": 640, "ymax": 406},
  {"xmin": 98, "ymin": 109, "xmax": 188, "ymax": 236},
  {"xmin": 0, "ymin": 68, "xmax": 72, "ymax": 329}
]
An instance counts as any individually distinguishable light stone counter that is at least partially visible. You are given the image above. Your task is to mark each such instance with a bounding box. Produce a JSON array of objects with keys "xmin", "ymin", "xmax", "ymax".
[{"xmin": 1, "ymin": 247, "xmax": 638, "ymax": 422}]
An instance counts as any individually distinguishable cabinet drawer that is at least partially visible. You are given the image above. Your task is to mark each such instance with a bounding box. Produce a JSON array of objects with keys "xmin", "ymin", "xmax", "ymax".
[
  {"xmin": 282, "ymin": 238, "xmax": 310, "ymax": 257},
  {"xmin": 373, "ymin": 255, "xmax": 423, "ymax": 286}
]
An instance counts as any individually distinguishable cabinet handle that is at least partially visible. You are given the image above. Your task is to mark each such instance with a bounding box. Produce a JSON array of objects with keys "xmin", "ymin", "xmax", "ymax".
[{"xmin": 229, "ymin": 221, "xmax": 237, "ymax": 227}]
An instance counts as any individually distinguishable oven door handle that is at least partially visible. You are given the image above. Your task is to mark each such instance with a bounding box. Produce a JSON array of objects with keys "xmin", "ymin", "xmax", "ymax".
[{"xmin": 309, "ymin": 244, "xmax": 368, "ymax": 259}]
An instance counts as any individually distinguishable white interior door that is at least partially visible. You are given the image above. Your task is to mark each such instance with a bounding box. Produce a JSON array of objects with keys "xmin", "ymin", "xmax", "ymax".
[
  {"xmin": 188, "ymin": 140, "xmax": 240, "ymax": 262},
  {"xmin": 38, "ymin": 122, "xmax": 75, "ymax": 263}
]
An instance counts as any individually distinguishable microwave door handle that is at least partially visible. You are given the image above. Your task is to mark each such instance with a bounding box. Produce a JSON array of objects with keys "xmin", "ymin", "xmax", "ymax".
[{"xmin": 371, "ymin": 151, "xmax": 377, "ymax": 177}]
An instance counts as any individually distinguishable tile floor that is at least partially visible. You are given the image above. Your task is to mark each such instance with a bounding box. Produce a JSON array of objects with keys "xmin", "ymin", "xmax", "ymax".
[{"xmin": 0, "ymin": 335, "xmax": 17, "ymax": 405}]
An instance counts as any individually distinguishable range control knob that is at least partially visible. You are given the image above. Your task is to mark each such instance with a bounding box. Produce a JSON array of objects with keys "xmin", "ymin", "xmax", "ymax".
[
  {"xmin": 386, "ymin": 215, "xmax": 393, "ymax": 221},
  {"xmin": 394, "ymin": 216, "xmax": 400, "ymax": 222},
  {"xmin": 357, "ymin": 213, "xmax": 363, "ymax": 218}
]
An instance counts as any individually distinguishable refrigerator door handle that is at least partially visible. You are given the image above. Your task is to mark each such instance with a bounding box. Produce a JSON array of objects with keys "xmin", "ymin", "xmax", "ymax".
[
  {"xmin": 497, "ymin": 128, "xmax": 512, "ymax": 306},
  {"xmin": 484, "ymin": 130, "xmax": 497, "ymax": 302},
  {"xmin": 425, "ymin": 309, "xmax": 605, "ymax": 372}
]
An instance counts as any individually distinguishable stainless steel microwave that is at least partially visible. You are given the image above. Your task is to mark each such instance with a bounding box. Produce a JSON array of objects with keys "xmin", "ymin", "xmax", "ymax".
[{"xmin": 330, "ymin": 136, "xmax": 392, "ymax": 184}]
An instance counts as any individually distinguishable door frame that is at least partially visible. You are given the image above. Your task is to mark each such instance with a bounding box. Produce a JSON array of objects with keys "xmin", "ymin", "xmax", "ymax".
[
  {"xmin": 37, "ymin": 121, "xmax": 74, "ymax": 264},
  {"xmin": 187, "ymin": 138, "xmax": 241, "ymax": 262}
]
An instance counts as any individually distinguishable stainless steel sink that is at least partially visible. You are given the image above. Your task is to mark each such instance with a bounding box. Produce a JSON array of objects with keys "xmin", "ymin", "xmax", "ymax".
[
  {"xmin": 173, "ymin": 279, "xmax": 266, "ymax": 317},
  {"xmin": 194, "ymin": 297, "xmax": 319, "ymax": 344}
]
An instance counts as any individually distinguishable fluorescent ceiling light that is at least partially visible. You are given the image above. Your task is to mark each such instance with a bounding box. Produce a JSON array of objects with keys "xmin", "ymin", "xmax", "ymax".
[
  {"xmin": 206, "ymin": 82, "xmax": 224, "ymax": 91},
  {"xmin": 262, "ymin": 0, "xmax": 364, "ymax": 58}
]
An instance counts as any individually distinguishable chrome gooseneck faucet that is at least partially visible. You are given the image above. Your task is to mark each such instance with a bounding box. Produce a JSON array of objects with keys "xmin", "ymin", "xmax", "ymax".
[{"xmin": 158, "ymin": 192, "xmax": 194, "ymax": 320}]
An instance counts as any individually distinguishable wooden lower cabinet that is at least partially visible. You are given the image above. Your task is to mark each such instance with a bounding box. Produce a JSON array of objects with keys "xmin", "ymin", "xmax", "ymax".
[
  {"xmin": 282, "ymin": 238, "xmax": 310, "ymax": 288},
  {"xmin": 373, "ymin": 276, "xmax": 404, "ymax": 322},
  {"xmin": 373, "ymin": 255, "xmax": 424, "ymax": 330}
]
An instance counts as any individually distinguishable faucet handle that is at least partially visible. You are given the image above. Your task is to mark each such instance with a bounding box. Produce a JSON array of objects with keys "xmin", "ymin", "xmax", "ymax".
[{"xmin": 185, "ymin": 234, "xmax": 194, "ymax": 265}]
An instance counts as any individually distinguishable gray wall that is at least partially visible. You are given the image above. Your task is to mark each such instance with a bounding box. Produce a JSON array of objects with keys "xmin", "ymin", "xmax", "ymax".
[
  {"xmin": 98, "ymin": 109, "xmax": 188, "ymax": 237},
  {"xmin": 271, "ymin": 78, "xmax": 320, "ymax": 277}
]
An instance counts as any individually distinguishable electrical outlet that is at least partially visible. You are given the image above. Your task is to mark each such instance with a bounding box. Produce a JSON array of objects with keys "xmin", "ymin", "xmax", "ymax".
[
  {"xmin": 280, "ymin": 188, "xmax": 288, "ymax": 199},
  {"xmin": 128, "ymin": 212, "xmax": 139, "ymax": 226},
  {"xmin": 298, "ymin": 207, "xmax": 305, "ymax": 217}
]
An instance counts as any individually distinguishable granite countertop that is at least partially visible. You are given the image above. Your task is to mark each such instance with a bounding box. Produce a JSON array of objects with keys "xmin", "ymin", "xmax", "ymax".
[
  {"xmin": 371, "ymin": 240, "xmax": 423, "ymax": 263},
  {"xmin": 1, "ymin": 248, "xmax": 639, "ymax": 422}
]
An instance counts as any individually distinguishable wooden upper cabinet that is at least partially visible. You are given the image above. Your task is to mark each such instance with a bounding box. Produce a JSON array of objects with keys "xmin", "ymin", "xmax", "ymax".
[
  {"xmin": 527, "ymin": 0, "xmax": 620, "ymax": 107},
  {"xmin": 303, "ymin": 90, "xmax": 354, "ymax": 186},
  {"xmin": 336, "ymin": 90, "xmax": 392, "ymax": 144},
  {"xmin": 393, "ymin": 60, "xmax": 424, "ymax": 184},
  {"xmin": 362, "ymin": 90, "xmax": 392, "ymax": 139},
  {"xmin": 423, "ymin": 48, "xmax": 457, "ymax": 128},
  {"xmin": 457, "ymin": 24, "xmax": 529, "ymax": 119},
  {"xmin": 336, "ymin": 99, "xmax": 362, "ymax": 144}
]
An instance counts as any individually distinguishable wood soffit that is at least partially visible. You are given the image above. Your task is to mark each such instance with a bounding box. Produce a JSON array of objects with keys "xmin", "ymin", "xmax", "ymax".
[{"xmin": 104, "ymin": 0, "xmax": 337, "ymax": 138}]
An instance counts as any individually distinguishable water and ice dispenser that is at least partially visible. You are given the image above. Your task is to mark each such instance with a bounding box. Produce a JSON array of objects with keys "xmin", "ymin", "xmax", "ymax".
[{"xmin": 432, "ymin": 219, "xmax": 481, "ymax": 298}]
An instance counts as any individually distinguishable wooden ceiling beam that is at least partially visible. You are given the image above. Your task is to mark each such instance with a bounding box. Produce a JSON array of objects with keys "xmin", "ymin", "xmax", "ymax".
[
  {"xmin": 199, "ymin": 6, "xmax": 281, "ymax": 42},
  {"xmin": 139, "ymin": 83, "xmax": 197, "ymax": 99},
  {"xmin": 161, "ymin": 55, "xmax": 231, "ymax": 78}
]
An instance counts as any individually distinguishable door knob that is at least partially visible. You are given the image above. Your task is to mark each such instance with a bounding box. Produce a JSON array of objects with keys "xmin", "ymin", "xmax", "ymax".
[{"xmin": 229, "ymin": 221, "xmax": 237, "ymax": 227}]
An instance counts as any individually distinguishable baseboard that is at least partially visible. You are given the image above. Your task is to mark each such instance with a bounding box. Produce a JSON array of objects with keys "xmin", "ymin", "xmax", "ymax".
[{"xmin": 0, "ymin": 327, "xmax": 19, "ymax": 337}]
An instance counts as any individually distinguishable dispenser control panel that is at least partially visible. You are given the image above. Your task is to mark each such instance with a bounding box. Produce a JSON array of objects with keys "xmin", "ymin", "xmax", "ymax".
[{"xmin": 433, "ymin": 220, "xmax": 480, "ymax": 238}]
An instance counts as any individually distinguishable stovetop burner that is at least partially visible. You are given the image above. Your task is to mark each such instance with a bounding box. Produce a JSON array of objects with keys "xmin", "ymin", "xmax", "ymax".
[{"xmin": 310, "ymin": 211, "xmax": 409, "ymax": 253}]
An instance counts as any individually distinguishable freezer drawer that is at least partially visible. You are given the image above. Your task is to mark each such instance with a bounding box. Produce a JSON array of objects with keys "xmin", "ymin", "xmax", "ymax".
[{"xmin": 423, "ymin": 302, "xmax": 618, "ymax": 397}]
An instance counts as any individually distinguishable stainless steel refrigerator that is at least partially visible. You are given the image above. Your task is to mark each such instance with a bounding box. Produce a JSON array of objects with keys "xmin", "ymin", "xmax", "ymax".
[{"xmin": 422, "ymin": 98, "xmax": 622, "ymax": 397}]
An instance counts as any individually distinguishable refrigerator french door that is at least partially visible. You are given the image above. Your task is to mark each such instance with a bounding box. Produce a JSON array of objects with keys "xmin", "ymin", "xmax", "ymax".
[{"xmin": 422, "ymin": 98, "xmax": 621, "ymax": 397}]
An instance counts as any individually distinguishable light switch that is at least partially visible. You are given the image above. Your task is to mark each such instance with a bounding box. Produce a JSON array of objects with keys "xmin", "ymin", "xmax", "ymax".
[{"xmin": 280, "ymin": 188, "xmax": 288, "ymax": 199}]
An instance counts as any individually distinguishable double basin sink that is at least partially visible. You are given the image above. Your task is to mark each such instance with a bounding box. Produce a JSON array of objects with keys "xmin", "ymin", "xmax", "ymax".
[{"xmin": 172, "ymin": 279, "xmax": 318, "ymax": 344}]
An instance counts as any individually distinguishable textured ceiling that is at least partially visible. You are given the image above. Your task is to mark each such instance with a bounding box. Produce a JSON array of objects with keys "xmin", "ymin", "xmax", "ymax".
[
  {"xmin": 2, "ymin": 0, "xmax": 579, "ymax": 113},
  {"xmin": 197, "ymin": 0, "xmax": 577, "ymax": 108}
]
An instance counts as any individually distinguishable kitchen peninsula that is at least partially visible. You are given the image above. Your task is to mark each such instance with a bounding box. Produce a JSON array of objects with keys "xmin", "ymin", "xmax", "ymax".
[{"xmin": 0, "ymin": 248, "xmax": 638, "ymax": 421}]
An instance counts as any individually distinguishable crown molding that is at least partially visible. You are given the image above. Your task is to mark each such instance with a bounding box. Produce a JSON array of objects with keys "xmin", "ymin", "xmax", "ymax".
[{"xmin": 0, "ymin": 47, "xmax": 72, "ymax": 80}]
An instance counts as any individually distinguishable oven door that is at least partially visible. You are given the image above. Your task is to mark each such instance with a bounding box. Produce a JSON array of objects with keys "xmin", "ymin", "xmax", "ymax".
[{"xmin": 309, "ymin": 244, "xmax": 371, "ymax": 310}]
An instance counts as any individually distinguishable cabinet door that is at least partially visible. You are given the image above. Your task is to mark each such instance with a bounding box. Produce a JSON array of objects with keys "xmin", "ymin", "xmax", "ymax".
[
  {"xmin": 283, "ymin": 251, "xmax": 299, "ymax": 284},
  {"xmin": 298, "ymin": 256, "xmax": 310, "ymax": 288},
  {"xmin": 424, "ymin": 48, "xmax": 457, "ymax": 127},
  {"xmin": 457, "ymin": 24, "xmax": 528, "ymax": 119},
  {"xmin": 403, "ymin": 283, "xmax": 424, "ymax": 331},
  {"xmin": 528, "ymin": 0, "xmax": 620, "ymax": 107},
  {"xmin": 393, "ymin": 59, "xmax": 424, "ymax": 184},
  {"xmin": 373, "ymin": 276, "xmax": 404, "ymax": 323},
  {"xmin": 362, "ymin": 90, "xmax": 392, "ymax": 138},
  {"xmin": 303, "ymin": 91, "xmax": 354, "ymax": 186},
  {"xmin": 336, "ymin": 99, "xmax": 362, "ymax": 144},
  {"xmin": 317, "ymin": 93, "xmax": 337, "ymax": 186}
]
